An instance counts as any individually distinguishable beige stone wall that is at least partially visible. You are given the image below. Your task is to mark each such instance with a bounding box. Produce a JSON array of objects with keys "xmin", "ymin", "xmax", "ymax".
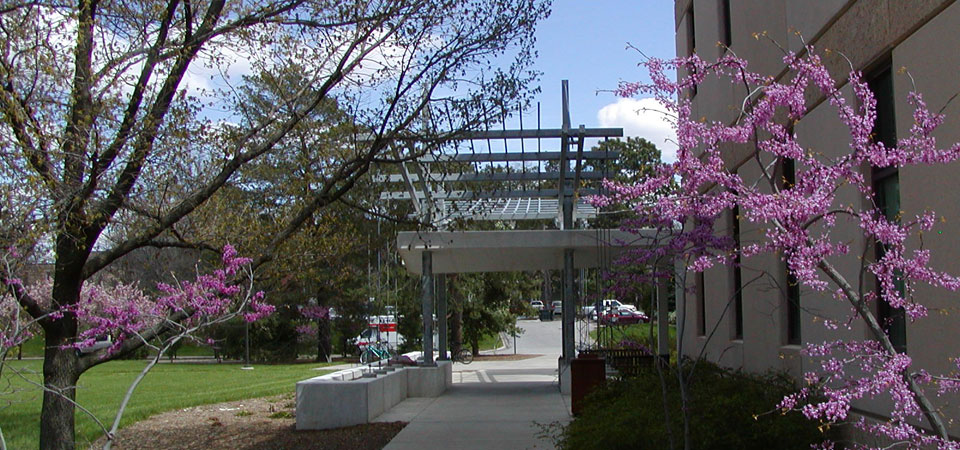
[
  {"xmin": 675, "ymin": 0, "xmax": 960, "ymax": 434},
  {"xmin": 894, "ymin": 0, "xmax": 960, "ymax": 390}
]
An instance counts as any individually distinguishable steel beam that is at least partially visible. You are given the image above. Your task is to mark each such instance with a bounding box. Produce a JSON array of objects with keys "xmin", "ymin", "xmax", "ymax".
[
  {"xmin": 416, "ymin": 150, "xmax": 620, "ymax": 163},
  {"xmin": 452, "ymin": 127, "xmax": 622, "ymax": 139},
  {"xmin": 437, "ymin": 275, "xmax": 448, "ymax": 360},
  {"xmin": 562, "ymin": 249, "xmax": 576, "ymax": 361},
  {"xmin": 374, "ymin": 171, "xmax": 608, "ymax": 184},
  {"xmin": 421, "ymin": 251, "xmax": 435, "ymax": 366},
  {"xmin": 381, "ymin": 188, "xmax": 604, "ymax": 201}
]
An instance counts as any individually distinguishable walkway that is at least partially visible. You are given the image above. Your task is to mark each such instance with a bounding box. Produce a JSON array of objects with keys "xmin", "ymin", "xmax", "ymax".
[{"xmin": 379, "ymin": 319, "xmax": 571, "ymax": 449}]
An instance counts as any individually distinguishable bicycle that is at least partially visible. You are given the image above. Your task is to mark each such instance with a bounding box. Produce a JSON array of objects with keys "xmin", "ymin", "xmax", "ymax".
[
  {"xmin": 451, "ymin": 348, "xmax": 473, "ymax": 364},
  {"xmin": 360, "ymin": 341, "xmax": 393, "ymax": 365}
]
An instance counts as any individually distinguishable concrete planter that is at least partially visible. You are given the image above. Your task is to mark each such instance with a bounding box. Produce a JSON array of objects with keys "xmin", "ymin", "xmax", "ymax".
[{"xmin": 296, "ymin": 360, "xmax": 452, "ymax": 430}]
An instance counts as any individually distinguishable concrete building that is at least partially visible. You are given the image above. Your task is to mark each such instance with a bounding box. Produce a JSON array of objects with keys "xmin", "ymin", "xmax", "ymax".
[{"xmin": 674, "ymin": 0, "xmax": 960, "ymax": 437}]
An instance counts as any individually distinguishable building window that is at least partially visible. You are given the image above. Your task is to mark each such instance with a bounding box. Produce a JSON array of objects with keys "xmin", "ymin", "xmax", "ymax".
[
  {"xmin": 782, "ymin": 158, "xmax": 801, "ymax": 345},
  {"xmin": 719, "ymin": 0, "xmax": 732, "ymax": 49},
  {"xmin": 868, "ymin": 64, "xmax": 906, "ymax": 352},
  {"xmin": 732, "ymin": 204, "xmax": 743, "ymax": 340},
  {"xmin": 697, "ymin": 271, "xmax": 706, "ymax": 336},
  {"xmin": 786, "ymin": 273, "xmax": 801, "ymax": 345},
  {"xmin": 685, "ymin": 5, "xmax": 697, "ymax": 97}
]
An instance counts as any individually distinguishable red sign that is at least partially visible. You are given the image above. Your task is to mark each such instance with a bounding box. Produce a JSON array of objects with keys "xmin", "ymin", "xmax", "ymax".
[{"xmin": 376, "ymin": 323, "xmax": 397, "ymax": 332}]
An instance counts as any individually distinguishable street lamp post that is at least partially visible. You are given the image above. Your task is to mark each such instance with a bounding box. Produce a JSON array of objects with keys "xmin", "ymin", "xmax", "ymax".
[{"xmin": 242, "ymin": 315, "xmax": 253, "ymax": 370}]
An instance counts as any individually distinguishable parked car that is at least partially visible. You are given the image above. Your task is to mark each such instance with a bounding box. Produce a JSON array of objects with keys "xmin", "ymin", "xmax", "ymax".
[
  {"xmin": 582, "ymin": 299, "xmax": 637, "ymax": 320},
  {"xmin": 599, "ymin": 308, "xmax": 650, "ymax": 325},
  {"xmin": 530, "ymin": 300, "xmax": 545, "ymax": 310},
  {"xmin": 551, "ymin": 300, "xmax": 563, "ymax": 316}
]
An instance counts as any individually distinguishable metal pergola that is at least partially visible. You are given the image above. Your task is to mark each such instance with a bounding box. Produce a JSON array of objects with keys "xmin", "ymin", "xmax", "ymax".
[
  {"xmin": 378, "ymin": 81, "xmax": 670, "ymax": 393},
  {"xmin": 377, "ymin": 81, "xmax": 621, "ymax": 228}
]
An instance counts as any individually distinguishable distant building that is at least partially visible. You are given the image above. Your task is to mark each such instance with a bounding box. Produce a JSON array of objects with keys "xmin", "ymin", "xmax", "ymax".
[{"xmin": 674, "ymin": 0, "xmax": 960, "ymax": 438}]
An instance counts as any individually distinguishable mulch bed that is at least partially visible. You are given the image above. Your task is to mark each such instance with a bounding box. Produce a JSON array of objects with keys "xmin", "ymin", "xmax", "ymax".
[{"xmin": 98, "ymin": 394, "xmax": 406, "ymax": 450}]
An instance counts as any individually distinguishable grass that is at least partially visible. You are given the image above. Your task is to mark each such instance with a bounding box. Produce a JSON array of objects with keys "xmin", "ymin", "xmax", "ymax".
[
  {"xmin": 0, "ymin": 359, "xmax": 335, "ymax": 449},
  {"xmin": 10, "ymin": 335, "xmax": 218, "ymax": 359},
  {"xmin": 590, "ymin": 322, "xmax": 677, "ymax": 350},
  {"xmin": 7, "ymin": 335, "xmax": 44, "ymax": 358},
  {"xmin": 478, "ymin": 332, "xmax": 502, "ymax": 351}
]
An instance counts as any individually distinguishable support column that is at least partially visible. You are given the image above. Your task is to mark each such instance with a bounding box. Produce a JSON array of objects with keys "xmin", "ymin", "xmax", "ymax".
[
  {"xmin": 437, "ymin": 274, "xmax": 448, "ymax": 360},
  {"xmin": 421, "ymin": 251, "xmax": 435, "ymax": 366},
  {"xmin": 674, "ymin": 259, "xmax": 685, "ymax": 360},
  {"xmin": 657, "ymin": 272, "xmax": 670, "ymax": 364},
  {"xmin": 562, "ymin": 249, "xmax": 576, "ymax": 361}
]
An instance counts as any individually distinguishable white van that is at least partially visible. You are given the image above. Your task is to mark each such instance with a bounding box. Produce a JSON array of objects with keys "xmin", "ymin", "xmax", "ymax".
[
  {"xmin": 581, "ymin": 299, "xmax": 638, "ymax": 320},
  {"xmin": 353, "ymin": 315, "xmax": 403, "ymax": 350}
]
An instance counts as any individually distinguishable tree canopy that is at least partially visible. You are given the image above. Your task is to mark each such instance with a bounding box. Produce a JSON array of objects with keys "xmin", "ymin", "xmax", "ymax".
[{"xmin": 0, "ymin": 0, "xmax": 551, "ymax": 447}]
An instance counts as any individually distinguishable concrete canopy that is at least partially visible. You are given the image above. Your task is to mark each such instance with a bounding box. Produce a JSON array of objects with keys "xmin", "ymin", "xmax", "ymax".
[{"xmin": 397, "ymin": 229, "xmax": 658, "ymax": 275}]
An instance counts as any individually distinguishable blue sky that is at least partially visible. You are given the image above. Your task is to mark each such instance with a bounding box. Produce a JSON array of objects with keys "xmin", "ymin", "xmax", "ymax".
[
  {"xmin": 522, "ymin": 0, "xmax": 678, "ymax": 159},
  {"xmin": 184, "ymin": 2, "xmax": 679, "ymax": 158}
]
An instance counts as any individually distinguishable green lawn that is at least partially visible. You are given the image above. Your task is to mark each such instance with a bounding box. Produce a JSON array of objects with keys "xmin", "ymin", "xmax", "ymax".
[
  {"xmin": 12, "ymin": 336, "xmax": 221, "ymax": 359},
  {"xmin": 8, "ymin": 335, "xmax": 44, "ymax": 358},
  {"xmin": 479, "ymin": 332, "xmax": 502, "ymax": 351},
  {"xmin": 590, "ymin": 322, "xmax": 677, "ymax": 350},
  {"xmin": 0, "ymin": 359, "xmax": 334, "ymax": 449}
]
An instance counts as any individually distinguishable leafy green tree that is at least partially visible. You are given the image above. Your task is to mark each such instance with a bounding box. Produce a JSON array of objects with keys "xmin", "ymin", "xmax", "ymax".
[
  {"xmin": 452, "ymin": 271, "xmax": 538, "ymax": 355},
  {"xmin": 0, "ymin": 1, "xmax": 549, "ymax": 447}
]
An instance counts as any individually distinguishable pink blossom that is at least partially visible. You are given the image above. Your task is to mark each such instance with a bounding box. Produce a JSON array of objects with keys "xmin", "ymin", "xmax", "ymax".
[{"xmin": 599, "ymin": 47, "xmax": 960, "ymax": 448}]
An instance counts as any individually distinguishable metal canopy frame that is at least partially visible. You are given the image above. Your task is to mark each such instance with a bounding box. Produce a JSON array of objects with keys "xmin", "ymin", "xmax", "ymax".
[
  {"xmin": 381, "ymin": 81, "xmax": 645, "ymax": 375},
  {"xmin": 377, "ymin": 81, "xmax": 622, "ymax": 226}
]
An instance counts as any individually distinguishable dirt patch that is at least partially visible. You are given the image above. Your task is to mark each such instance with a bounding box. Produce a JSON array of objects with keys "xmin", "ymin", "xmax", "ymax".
[{"xmin": 98, "ymin": 394, "xmax": 405, "ymax": 450}]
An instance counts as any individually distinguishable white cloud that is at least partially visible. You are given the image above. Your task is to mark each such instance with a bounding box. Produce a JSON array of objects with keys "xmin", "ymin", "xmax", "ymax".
[{"xmin": 597, "ymin": 97, "xmax": 678, "ymax": 163}]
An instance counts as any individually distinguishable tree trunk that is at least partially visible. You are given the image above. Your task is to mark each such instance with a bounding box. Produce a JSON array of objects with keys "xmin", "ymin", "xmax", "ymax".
[
  {"xmin": 470, "ymin": 336, "xmax": 479, "ymax": 357},
  {"xmin": 317, "ymin": 316, "xmax": 332, "ymax": 363},
  {"xmin": 40, "ymin": 331, "xmax": 81, "ymax": 450},
  {"xmin": 39, "ymin": 229, "xmax": 89, "ymax": 450},
  {"xmin": 541, "ymin": 270, "xmax": 552, "ymax": 303},
  {"xmin": 451, "ymin": 307, "xmax": 463, "ymax": 355}
]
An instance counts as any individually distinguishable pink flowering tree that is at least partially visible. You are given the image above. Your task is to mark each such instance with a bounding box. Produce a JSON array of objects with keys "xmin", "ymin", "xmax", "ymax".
[
  {"xmin": 0, "ymin": 247, "xmax": 52, "ymax": 449},
  {"xmin": 296, "ymin": 304, "xmax": 331, "ymax": 362},
  {"xmin": 2, "ymin": 245, "xmax": 271, "ymax": 449},
  {"xmin": 1, "ymin": 248, "xmax": 38, "ymax": 356},
  {"xmin": 595, "ymin": 48, "xmax": 960, "ymax": 448}
]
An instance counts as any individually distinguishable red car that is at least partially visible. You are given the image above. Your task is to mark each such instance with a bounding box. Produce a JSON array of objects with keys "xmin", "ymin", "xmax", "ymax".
[{"xmin": 599, "ymin": 309, "xmax": 650, "ymax": 325}]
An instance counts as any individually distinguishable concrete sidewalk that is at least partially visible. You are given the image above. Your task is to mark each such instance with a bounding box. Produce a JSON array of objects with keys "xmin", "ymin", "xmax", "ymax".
[
  {"xmin": 379, "ymin": 380, "xmax": 569, "ymax": 449},
  {"xmin": 379, "ymin": 321, "xmax": 570, "ymax": 449}
]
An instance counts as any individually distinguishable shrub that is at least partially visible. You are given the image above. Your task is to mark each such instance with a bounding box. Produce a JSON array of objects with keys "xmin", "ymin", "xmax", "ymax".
[{"xmin": 561, "ymin": 361, "xmax": 830, "ymax": 450}]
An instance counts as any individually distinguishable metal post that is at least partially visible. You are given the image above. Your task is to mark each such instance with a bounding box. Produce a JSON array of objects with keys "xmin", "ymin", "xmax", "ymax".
[
  {"xmin": 437, "ymin": 274, "xmax": 448, "ymax": 360},
  {"xmin": 421, "ymin": 250, "xmax": 435, "ymax": 366},
  {"xmin": 563, "ymin": 249, "xmax": 576, "ymax": 361},
  {"xmin": 560, "ymin": 79, "xmax": 576, "ymax": 363},
  {"xmin": 674, "ymin": 259, "xmax": 685, "ymax": 362},
  {"xmin": 242, "ymin": 320, "xmax": 252, "ymax": 369},
  {"xmin": 657, "ymin": 271, "xmax": 670, "ymax": 364}
]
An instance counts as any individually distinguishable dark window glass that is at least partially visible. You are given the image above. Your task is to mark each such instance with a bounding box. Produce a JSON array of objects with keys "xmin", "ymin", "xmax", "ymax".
[
  {"xmin": 697, "ymin": 271, "xmax": 706, "ymax": 336},
  {"xmin": 719, "ymin": 0, "xmax": 732, "ymax": 48},
  {"xmin": 686, "ymin": 7, "xmax": 697, "ymax": 97},
  {"xmin": 868, "ymin": 64, "xmax": 906, "ymax": 352},
  {"xmin": 782, "ymin": 158, "xmax": 801, "ymax": 345},
  {"xmin": 786, "ymin": 273, "xmax": 801, "ymax": 345},
  {"xmin": 732, "ymin": 205, "xmax": 743, "ymax": 340}
]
